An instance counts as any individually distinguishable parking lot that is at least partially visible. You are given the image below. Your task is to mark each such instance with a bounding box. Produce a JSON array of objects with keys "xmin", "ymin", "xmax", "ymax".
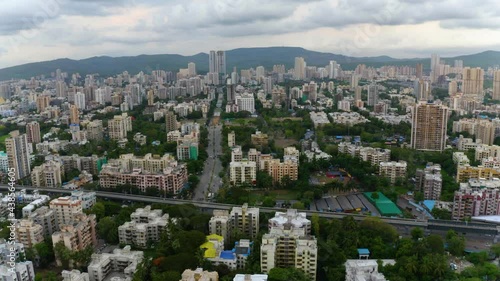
[{"xmin": 311, "ymin": 193, "xmax": 380, "ymax": 216}]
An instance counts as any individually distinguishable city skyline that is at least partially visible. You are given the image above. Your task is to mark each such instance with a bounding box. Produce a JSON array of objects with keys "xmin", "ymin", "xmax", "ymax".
[{"xmin": 1, "ymin": 0, "xmax": 500, "ymax": 68}]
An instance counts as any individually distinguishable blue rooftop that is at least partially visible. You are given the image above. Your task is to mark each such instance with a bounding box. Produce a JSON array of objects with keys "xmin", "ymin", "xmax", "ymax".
[
  {"xmin": 423, "ymin": 200, "xmax": 435, "ymax": 211},
  {"xmin": 220, "ymin": 251, "xmax": 235, "ymax": 260},
  {"xmin": 358, "ymin": 248, "xmax": 370, "ymax": 255}
]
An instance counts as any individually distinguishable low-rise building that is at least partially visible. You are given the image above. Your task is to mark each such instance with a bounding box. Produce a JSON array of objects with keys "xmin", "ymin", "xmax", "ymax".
[
  {"xmin": 87, "ymin": 246, "xmax": 143, "ymax": 281},
  {"xmin": 453, "ymin": 152, "xmax": 470, "ymax": 166},
  {"xmin": 310, "ymin": 111, "xmax": 330, "ymax": 128},
  {"xmin": 0, "ymin": 240, "xmax": 25, "ymax": 265},
  {"xmin": 345, "ymin": 259, "xmax": 395, "ymax": 281},
  {"xmin": 30, "ymin": 160, "xmax": 63, "ymax": 188},
  {"xmin": 233, "ymin": 275, "xmax": 268, "ymax": 281},
  {"xmin": 62, "ymin": 270, "xmax": 90, "ymax": 281},
  {"xmin": 329, "ymin": 112, "xmax": 369, "ymax": 126},
  {"xmin": 452, "ymin": 178, "xmax": 500, "ymax": 220},
  {"xmin": 180, "ymin": 268, "xmax": 219, "ymax": 281},
  {"xmin": 230, "ymin": 161, "xmax": 257, "ymax": 186},
  {"xmin": 456, "ymin": 165, "xmax": 500, "ymax": 183},
  {"xmin": 70, "ymin": 190, "xmax": 96, "ymax": 210},
  {"xmin": 251, "ymin": 131, "xmax": 268, "ymax": 146},
  {"xmin": 28, "ymin": 206, "xmax": 58, "ymax": 237}
]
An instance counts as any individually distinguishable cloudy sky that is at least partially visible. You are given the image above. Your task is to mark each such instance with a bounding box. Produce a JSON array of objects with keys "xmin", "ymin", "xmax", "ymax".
[{"xmin": 1, "ymin": 0, "xmax": 500, "ymax": 68}]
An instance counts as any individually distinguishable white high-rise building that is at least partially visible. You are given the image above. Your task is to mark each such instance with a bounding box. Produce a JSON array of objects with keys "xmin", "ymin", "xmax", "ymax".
[
  {"xmin": 209, "ymin": 50, "xmax": 226, "ymax": 75},
  {"xmin": 294, "ymin": 57, "xmax": 306, "ymax": 80},
  {"xmin": 430, "ymin": 53, "xmax": 440, "ymax": 83},
  {"xmin": 75, "ymin": 92, "xmax": 86, "ymax": 110},
  {"xmin": 493, "ymin": 70, "xmax": 500, "ymax": 100},
  {"xmin": 188, "ymin": 62, "xmax": 196, "ymax": 76},
  {"xmin": 236, "ymin": 92, "xmax": 255, "ymax": 113},
  {"xmin": 0, "ymin": 261, "xmax": 35, "ymax": 281},
  {"xmin": 5, "ymin": 131, "xmax": 31, "ymax": 180}
]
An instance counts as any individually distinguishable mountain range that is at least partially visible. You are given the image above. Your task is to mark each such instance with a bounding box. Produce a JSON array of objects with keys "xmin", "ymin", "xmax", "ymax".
[{"xmin": 1, "ymin": 47, "xmax": 500, "ymax": 80}]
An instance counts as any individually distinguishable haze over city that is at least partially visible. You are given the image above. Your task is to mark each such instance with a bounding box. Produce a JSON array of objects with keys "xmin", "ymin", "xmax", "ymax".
[{"xmin": 2, "ymin": 0, "xmax": 500, "ymax": 68}]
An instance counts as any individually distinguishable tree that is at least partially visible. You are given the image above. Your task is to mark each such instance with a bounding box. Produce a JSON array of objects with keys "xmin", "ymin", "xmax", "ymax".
[
  {"xmin": 89, "ymin": 202, "xmax": 106, "ymax": 220},
  {"xmin": 268, "ymin": 267, "xmax": 310, "ymax": 281},
  {"xmin": 491, "ymin": 243, "xmax": 500, "ymax": 257},
  {"xmin": 97, "ymin": 216, "xmax": 119, "ymax": 244},
  {"xmin": 410, "ymin": 227, "xmax": 424, "ymax": 240},
  {"xmin": 447, "ymin": 235, "xmax": 465, "ymax": 256},
  {"xmin": 145, "ymin": 187, "xmax": 160, "ymax": 197},
  {"xmin": 34, "ymin": 242, "xmax": 54, "ymax": 267},
  {"xmin": 292, "ymin": 202, "xmax": 305, "ymax": 210},
  {"xmin": 262, "ymin": 197, "xmax": 276, "ymax": 207}
]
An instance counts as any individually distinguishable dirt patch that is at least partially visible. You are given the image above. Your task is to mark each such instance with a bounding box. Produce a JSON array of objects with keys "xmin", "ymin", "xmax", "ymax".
[{"xmin": 274, "ymin": 137, "xmax": 298, "ymax": 148}]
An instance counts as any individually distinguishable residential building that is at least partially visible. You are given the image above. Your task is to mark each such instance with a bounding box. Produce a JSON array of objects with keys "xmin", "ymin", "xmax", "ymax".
[
  {"xmin": 230, "ymin": 161, "xmax": 257, "ymax": 186},
  {"xmin": 0, "ymin": 261, "xmax": 35, "ymax": 281},
  {"xmin": 87, "ymin": 246, "xmax": 143, "ymax": 281},
  {"xmin": 177, "ymin": 139, "xmax": 199, "ymax": 160},
  {"xmin": 329, "ymin": 112, "xmax": 369, "ymax": 126},
  {"xmin": 49, "ymin": 197, "xmax": 83, "ymax": 226},
  {"xmin": 367, "ymin": 83, "xmax": 379, "ymax": 106},
  {"xmin": 36, "ymin": 95, "xmax": 50, "ymax": 112},
  {"xmin": 180, "ymin": 268, "xmax": 219, "ymax": 281},
  {"xmin": 338, "ymin": 143, "xmax": 390, "ymax": 166},
  {"xmin": 14, "ymin": 220, "xmax": 44, "ymax": 248},
  {"xmin": 457, "ymin": 135, "xmax": 482, "ymax": 151},
  {"xmin": 26, "ymin": 122, "xmax": 41, "ymax": 145},
  {"xmin": 209, "ymin": 50, "xmax": 226, "ymax": 75},
  {"xmin": 233, "ymin": 275, "xmax": 268, "ymax": 281},
  {"xmin": 235, "ymin": 92, "xmax": 255, "ymax": 113},
  {"xmin": 70, "ymin": 104, "xmax": 80, "ymax": 125},
  {"xmin": 0, "ymin": 151, "xmax": 8, "ymax": 173},
  {"xmin": 453, "ymin": 152, "xmax": 470, "ymax": 166},
  {"xmin": 99, "ymin": 157, "xmax": 188, "ymax": 194},
  {"xmin": 5, "ymin": 131, "xmax": 31, "ymax": 180},
  {"xmin": 453, "ymin": 119, "xmax": 496, "ymax": 145},
  {"xmin": 71, "ymin": 190, "xmax": 97, "ymax": 210},
  {"xmin": 86, "ymin": 120, "xmax": 103, "ymax": 141},
  {"xmin": 31, "ymin": 160, "xmax": 63, "ymax": 188},
  {"xmin": 251, "ymin": 131, "xmax": 268, "ymax": 146},
  {"xmin": 410, "ymin": 102, "xmax": 449, "ymax": 151},
  {"xmin": 310, "ymin": 111, "xmax": 330, "ymax": 128},
  {"xmin": 268, "ymin": 209, "xmax": 311, "ymax": 234},
  {"xmin": 51, "ymin": 213, "xmax": 98, "ymax": 266},
  {"xmin": 475, "ymin": 144, "xmax": 500, "ymax": 161},
  {"xmin": 416, "ymin": 163, "xmax": 442, "ymax": 200},
  {"xmin": 456, "ymin": 165, "xmax": 500, "ymax": 183},
  {"xmin": 462, "ymin": 67, "xmax": 484, "ymax": 96},
  {"xmin": 133, "ymin": 133, "xmax": 147, "ymax": 146},
  {"xmin": 209, "ymin": 210, "xmax": 230, "ymax": 243},
  {"xmin": 75, "ymin": 92, "xmax": 86, "ymax": 110},
  {"xmin": 379, "ymin": 161, "xmax": 407, "ymax": 184},
  {"xmin": 294, "ymin": 57, "xmax": 306, "ymax": 80},
  {"xmin": 266, "ymin": 158, "xmax": 298, "ymax": 183},
  {"xmin": 118, "ymin": 206, "xmax": 169, "ymax": 248},
  {"xmin": 0, "ymin": 241, "xmax": 25, "ymax": 266},
  {"xmin": 230, "ymin": 204, "xmax": 260, "ymax": 240},
  {"xmin": 62, "ymin": 270, "xmax": 90, "ymax": 281},
  {"xmin": 493, "ymin": 70, "xmax": 500, "ymax": 100},
  {"xmin": 452, "ymin": 178, "xmax": 500, "ymax": 220},
  {"xmin": 345, "ymin": 260, "xmax": 395, "ymax": 281},
  {"xmin": 28, "ymin": 206, "xmax": 58, "ymax": 237},
  {"xmin": 200, "ymin": 235, "xmax": 252, "ymax": 270},
  {"xmin": 228, "ymin": 131, "xmax": 236, "ymax": 147},
  {"xmin": 107, "ymin": 113, "xmax": 132, "ymax": 140},
  {"xmin": 260, "ymin": 225, "xmax": 317, "ymax": 280},
  {"xmin": 165, "ymin": 111, "xmax": 178, "ymax": 132}
]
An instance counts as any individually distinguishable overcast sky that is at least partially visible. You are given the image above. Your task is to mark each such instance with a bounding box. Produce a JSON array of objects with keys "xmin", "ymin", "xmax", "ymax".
[{"xmin": 1, "ymin": 0, "xmax": 500, "ymax": 68}]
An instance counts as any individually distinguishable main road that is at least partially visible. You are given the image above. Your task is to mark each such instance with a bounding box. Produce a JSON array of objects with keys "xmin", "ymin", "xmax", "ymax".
[
  {"xmin": 2, "ymin": 185, "xmax": 499, "ymax": 238},
  {"xmin": 193, "ymin": 87, "xmax": 224, "ymax": 200}
]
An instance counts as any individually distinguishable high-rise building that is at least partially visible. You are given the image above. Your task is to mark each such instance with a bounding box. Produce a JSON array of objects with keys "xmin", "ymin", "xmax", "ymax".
[
  {"xmin": 261, "ymin": 211, "xmax": 317, "ymax": 280},
  {"xmin": 293, "ymin": 57, "xmax": 306, "ymax": 80},
  {"xmin": 416, "ymin": 163, "xmax": 442, "ymax": 200},
  {"xmin": 165, "ymin": 111, "xmax": 178, "ymax": 133},
  {"xmin": 69, "ymin": 104, "xmax": 80, "ymax": 125},
  {"xmin": 329, "ymin": 60, "xmax": 338, "ymax": 79},
  {"xmin": 209, "ymin": 210, "xmax": 231, "ymax": 243},
  {"xmin": 256, "ymin": 66, "xmax": 265, "ymax": 80},
  {"xmin": 416, "ymin": 63, "xmax": 423, "ymax": 79},
  {"xmin": 86, "ymin": 120, "xmax": 103, "ymax": 141},
  {"xmin": 448, "ymin": 80, "xmax": 458, "ymax": 96},
  {"xmin": 26, "ymin": 121, "xmax": 41, "ymax": 144},
  {"xmin": 493, "ymin": 70, "xmax": 500, "ymax": 100},
  {"xmin": 367, "ymin": 84, "xmax": 378, "ymax": 106},
  {"xmin": 379, "ymin": 161, "xmax": 407, "ymax": 184},
  {"xmin": 31, "ymin": 161, "xmax": 63, "ymax": 188},
  {"xmin": 14, "ymin": 220, "xmax": 44, "ymax": 248},
  {"xmin": 74, "ymin": 92, "xmax": 86, "ymax": 110},
  {"xmin": 56, "ymin": 81, "xmax": 67, "ymax": 97},
  {"xmin": 235, "ymin": 92, "xmax": 255, "ymax": 113},
  {"xmin": 410, "ymin": 102, "xmax": 449, "ymax": 151},
  {"xmin": 355, "ymin": 86, "xmax": 362, "ymax": 102},
  {"xmin": 229, "ymin": 203, "xmax": 260, "ymax": 240},
  {"xmin": 49, "ymin": 197, "xmax": 83, "ymax": 226},
  {"xmin": 414, "ymin": 79, "xmax": 430, "ymax": 101},
  {"xmin": 462, "ymin": 67, "xmax": 484, "ymax": 96},
  {"xmin": 230, "ymin": 161, "xmax": 257, "ymax": 186},
  {"xmin": 118, "ymin": 206, "xmax": 169, "ymax": 248},
  {"xmin": 36, "ymin": 95, "xmax": 50, "ymax": 113},
  {"xmin": 188, "ymin": 62, "xmax": 196, "ymax": 76},
  {"xmin": 5, "ymin": 131, "xmax": 31, "ymax": 180},
  {"xmin": 107, "ymin": 113, "xmax": 132, "ymax": 140},
  {"xmin": 0, "ymin": 261, "xmax": 35, "ymax": 281},
  {"xmin": 350, "ymin": 75, "xmax": 359, "ymax": 90},
  {"xmin": 430, "ymin": 54, "xmax": 440, "ymax": 83},
  {"xmin": 209, "ymin": 50, "xmax": 226, "ymax": 75}
]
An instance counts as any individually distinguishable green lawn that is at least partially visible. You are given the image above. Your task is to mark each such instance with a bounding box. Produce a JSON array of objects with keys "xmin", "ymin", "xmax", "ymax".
[{"xmin": 249, "ymin": 189, "xmax": 299, "ymax": 201}]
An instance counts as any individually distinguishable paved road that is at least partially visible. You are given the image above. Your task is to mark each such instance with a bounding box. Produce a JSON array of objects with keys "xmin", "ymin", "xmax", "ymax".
[{"xmin": 193, "ymin": 88, "xmax": 224, "ymax": 201}]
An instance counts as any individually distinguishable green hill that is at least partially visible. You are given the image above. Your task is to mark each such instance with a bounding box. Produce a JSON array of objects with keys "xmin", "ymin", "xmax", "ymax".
[{"xmin": 0, "ymin": 47, "xmax": 499, "ymax": 80}]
